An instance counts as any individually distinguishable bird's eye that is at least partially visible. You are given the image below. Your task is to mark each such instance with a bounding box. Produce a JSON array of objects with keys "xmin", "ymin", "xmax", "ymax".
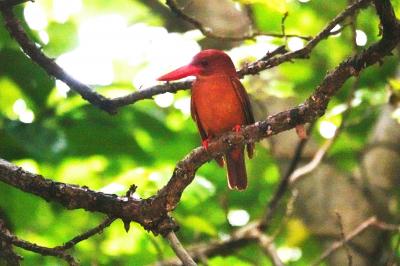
[{"xmin": 200, "ymin": 60, "xmax": 209, "ymax": 67}]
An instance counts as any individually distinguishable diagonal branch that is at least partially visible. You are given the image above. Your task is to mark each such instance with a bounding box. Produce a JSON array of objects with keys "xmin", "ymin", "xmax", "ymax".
[
  {"xmin": 165, "ymin": 231, "xmax": 197, "ymax": 266},
  {"xmin": 0, "ymin": 230, "xmax": 78, "ymax": 266},
  {"xmin": 54, "ymin": 216, "xmax": 116, "ymax": 250},
  {"xmin": 0, "ymin": 0, "xmax": 373, "ymax": 114},
  {"xmin": 0, "ymin": 218, "xmax": 22, "ymax": 266},
  {"xmin": 237, "ymin": 0, "xmax": 372, "ymax": 77},
  {"xmin": 311, "ymin": 216, "xmax": 400, "ymax": 266},
  {"xmin": 259, "ymin": 124, "xmax": 314, "ymax": 231}
]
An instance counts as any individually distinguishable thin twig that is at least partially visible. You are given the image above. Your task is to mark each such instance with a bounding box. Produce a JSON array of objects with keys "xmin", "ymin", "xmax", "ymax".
[
  {"xmin": 0, "ymin": 218, "xmax": 22, "ymax": 266},
  {"xmin": 290, "ymin": 76, "xmax": 359, "ymax": 184},
  {"xmin": 165, "ymin": 231, "xmax": 197, "ymax": 266},
  {"xmin": 269, "ymin": 190, "xmax": 298, "ymax": 241},
  {"xmin": 311, "ymin": 216, "xmax": 400, "ymax": 266},
  {"xmin": 335, "ymin": 212, "xmax": 353, "ymax": 266},
  {"xmin": 311, "ymin": 217, "xmax": 377, "ymax": 266},
  {"xmin": 0, "ymin": 231, "xmax": 78, "ymax": 266},
  {"xmin": 259, "ymin": 124, "xmax": 314, "ymax": 230},
  {"xmin": 281, "ymin": 12, "xmax": 289, "ymax": 46},
  {"xmin": 55, "ymin": 216, "xmax": 116, "ymax": 250},
  {"xmin": 251, "ymin": 229, "xmax": 285, "ymax": 266},
  {"xmin": 238, "ymin": 0, "xmax": 372, "ymax": 77}
]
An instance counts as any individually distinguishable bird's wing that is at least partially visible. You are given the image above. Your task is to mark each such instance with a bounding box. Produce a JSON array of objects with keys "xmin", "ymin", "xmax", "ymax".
[
  {"xmin": 230, "ymin": 77, "xmax": 255, "ymax": 125},
  {"xmin": 230, "ymin": 77, "xmax": 255, "ymax": 158},
  {"xmin": 191, "ymin": 93, "xmax": 225, "ymax": 167},
  {"xmin": 190, "ymin": 95, "xmax": 207, "ymax": 141}
]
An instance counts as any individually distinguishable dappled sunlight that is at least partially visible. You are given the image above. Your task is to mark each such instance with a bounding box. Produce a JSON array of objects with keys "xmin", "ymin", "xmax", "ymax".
[
  {"xmin": 13, "ymin": 98, "xmax": 35, "ymax": 123},
  {"xmin": 227, "ymin": 209, "xmax": 250, "ymax": 226},
  {"xmin": 277, "ymin": 246, "xmax": 302, "ymax": 262},
  {"xmin": 24, "ymin": 2, "xmax": 48, "ymax": 31},
  {"xmin": 319, "ymin": 120, "xmax": 337, "ymax": 139},
  {"xmin": 173, "ymin": 97, "xmax": 191, "ymax": 116},
  {"xmin": 154, "ymin": 92, "xmax": 174, "ymax": 108},
  {"xmin": 229, "ymin": 36, "xmax": 276, "ymax": 63},
  {"xmin": 52, "ymin": 0, "xmax": 82, "ymax": 23},
  {"xmin": 356, "ymin": 29, "xmax": 368, "ymax": 46},
  {"xmin": 100, "ymin": 182, "xmax": 127, "ymax": 194},
  {"xmin": 330, "ymin": 24, "xmax": 342, "ymax": 37},
  {"xmin": 13, "ymin": 159, "xmax": 40, "ymax": 174},
  {"xmin": 287, "ymin": 37, "xmax": 304, "ymax": 51}
]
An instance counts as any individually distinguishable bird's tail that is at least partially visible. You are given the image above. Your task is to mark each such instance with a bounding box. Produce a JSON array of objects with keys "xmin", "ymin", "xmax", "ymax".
[{"xmin": 225, "ymin": 147, "xmax": 247, "ymax": 190}]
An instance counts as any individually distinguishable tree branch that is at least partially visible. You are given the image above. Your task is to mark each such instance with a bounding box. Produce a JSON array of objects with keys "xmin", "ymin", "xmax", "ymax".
[
  {"xmin": 259, "ymin": 124, "xmax": 313, "ymax": 231},
  {"xmin": 335, "ymin": 212, "xmax": 353, "ymax": 266},
  {"xmin": 0, "ymin": 230, "xmax": 78, "ymax": 266},
  {"xmin": 311, "ymin": 216, "xmax": 400, "ymax": 266},
  {"xmin": 0, "ymin": 218, "xmax": 22, "ymax": 266},
  {"xmin": 0, "ymin": 0, "xmax": 373, "ymax": 114},
  {"xmin": 54, "ymin": 216, "xmax": 116, "ymax": 250},
  {"xmin": 165, "ymin": 231, "xmax": 197, "ymax": 266},
  {"xmin": 237, "ymin": 0, "xmax": 372, "ymax": 77}
]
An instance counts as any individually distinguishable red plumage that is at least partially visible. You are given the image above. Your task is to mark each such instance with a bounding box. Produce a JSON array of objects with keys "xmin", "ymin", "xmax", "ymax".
[{"xmin": 158, "ymin": 49, "xmax": 254, "ymax": 190}]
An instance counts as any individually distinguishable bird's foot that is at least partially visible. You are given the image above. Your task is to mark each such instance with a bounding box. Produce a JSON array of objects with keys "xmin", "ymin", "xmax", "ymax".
[
  {"xmin": 232, "ymin": 125, "xmax": 242, "ymax": 133},
  {"xmin": 295, "ymin": 124, "xmax": 308, "ymax": 140},
  {"xmin": 202, "ymin": 139, "xmax": 210, "ymax": 150}
]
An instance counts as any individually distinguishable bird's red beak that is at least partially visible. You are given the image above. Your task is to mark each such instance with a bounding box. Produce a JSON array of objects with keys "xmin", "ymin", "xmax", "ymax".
[{"xmin": 157, "ymin": 64, "xmax": 202, "ymax": 81}]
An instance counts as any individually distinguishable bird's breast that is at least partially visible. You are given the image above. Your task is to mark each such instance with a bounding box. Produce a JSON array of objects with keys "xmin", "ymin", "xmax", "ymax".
[{"xmin": 192, "ymin": 75, "xmax": 245, "ymax": 136}]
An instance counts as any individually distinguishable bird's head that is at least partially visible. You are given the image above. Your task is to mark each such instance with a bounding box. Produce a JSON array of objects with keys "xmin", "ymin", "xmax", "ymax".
[{"xmin": 157, "ymin": 49, "xmax": 237, "ymax": 81}]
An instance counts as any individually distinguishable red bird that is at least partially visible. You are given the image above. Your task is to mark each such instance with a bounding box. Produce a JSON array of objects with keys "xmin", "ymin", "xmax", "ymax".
[{"xmin": 158, "ymin": 49, "xmax": 254, "ymax": 190}]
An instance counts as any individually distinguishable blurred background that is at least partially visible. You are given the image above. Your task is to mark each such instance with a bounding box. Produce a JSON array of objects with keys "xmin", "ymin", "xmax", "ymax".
[{"xmin": 1, "ymin": 0, "xmax": 400, "ymax": 265}]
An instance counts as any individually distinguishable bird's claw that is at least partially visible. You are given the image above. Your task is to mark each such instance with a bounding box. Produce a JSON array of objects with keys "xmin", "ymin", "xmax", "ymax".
[
  {"xmin": 202, "ymin": 139, "xmax": 210, "ymax": 150},
  {"xmin": 233, "ymin": 125, "xmax": 241, "ymax": 133},
  {"xmin": 295, "ymin": 124, "xmax": 308, "ymax": 140}
]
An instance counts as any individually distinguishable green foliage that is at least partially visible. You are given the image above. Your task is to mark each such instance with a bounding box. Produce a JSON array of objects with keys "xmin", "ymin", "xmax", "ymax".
[{"xmin": 0, "ymin": 0, "xmax": 398, "ymax": 265}]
